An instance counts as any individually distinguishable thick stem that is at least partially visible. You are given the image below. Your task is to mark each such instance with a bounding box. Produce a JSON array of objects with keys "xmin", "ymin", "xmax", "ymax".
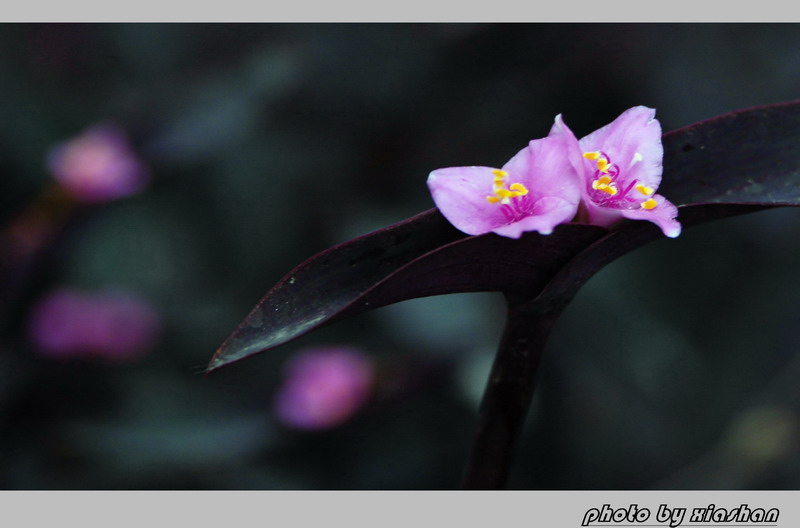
[{"xmin": 460, "ymin": 295, "xmax": 562, "ymax": 489}]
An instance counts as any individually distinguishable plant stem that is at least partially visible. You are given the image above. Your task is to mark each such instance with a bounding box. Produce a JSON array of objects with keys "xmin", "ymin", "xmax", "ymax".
[{"xmin": 460, "ymin": 295, "xmax": 561, "ymax": 489}]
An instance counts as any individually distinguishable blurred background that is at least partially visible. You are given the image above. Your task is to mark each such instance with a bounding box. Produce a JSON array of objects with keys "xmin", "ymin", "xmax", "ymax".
[{"xmin": 2, "ymin": 23, "xmax": 800, "ymax": 489}]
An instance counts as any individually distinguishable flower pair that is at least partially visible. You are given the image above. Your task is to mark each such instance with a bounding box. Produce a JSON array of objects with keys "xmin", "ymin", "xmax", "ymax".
[{"xmin": 427, "ymin": 106, "xmax": 681, "ymax": 239}]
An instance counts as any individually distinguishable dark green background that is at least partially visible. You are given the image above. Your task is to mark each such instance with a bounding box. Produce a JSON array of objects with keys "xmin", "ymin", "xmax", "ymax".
[{"xmin": 2, "ymin": 24, "xmax": 800, "ymax": 489}]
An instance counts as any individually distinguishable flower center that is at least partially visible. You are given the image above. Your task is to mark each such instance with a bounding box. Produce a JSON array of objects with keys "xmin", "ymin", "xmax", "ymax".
[
  {"xmin": 486, "ymin": 169, "xmax": 529, "ymax": 205},
  {"xmin": 582, "ymin": 151, "xmax": 657, "ymax": 210}
]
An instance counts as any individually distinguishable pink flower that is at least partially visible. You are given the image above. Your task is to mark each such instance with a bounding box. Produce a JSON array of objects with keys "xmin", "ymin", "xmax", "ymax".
[
  {"xmin": 427, "ymin": 120, "xmax": 582, "ymax": 239},
  {"xmin": 28, "ymin": 288, "xmax": 161, "ymax": 362},
  {"xmin": 47, "ymin": 124, "xmax": 149, "ymax": 203},
  {"xmin": 273, "ymin": 347, "xmax": 374, "ymax": 430},
  {"xmin": 558, "ymin": 106, "xmax": 681, "ymax": 238}
]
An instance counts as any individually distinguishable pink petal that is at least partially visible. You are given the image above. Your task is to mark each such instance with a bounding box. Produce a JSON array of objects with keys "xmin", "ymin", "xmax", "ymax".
[
  {"xmin": 548, "ymin": 114, "xmax": 585, "ymax": 179},
  {"xmin": 579, "ymin": 106, "xmax": 663, "ymax": 190},
  {"xmin": 427, "ymin": 166, "xmax": 515, "ymax": 235},
  {"xmin": 620, "ymin": 194, "xmax": 682, "ymax": 238},
  {"xmin": 582, "ymin": 200, "xmax": 626, "ymax": 229},
  {"xmin": 508, "ymin": 131, "xmax": 582, "ymax": 206}
]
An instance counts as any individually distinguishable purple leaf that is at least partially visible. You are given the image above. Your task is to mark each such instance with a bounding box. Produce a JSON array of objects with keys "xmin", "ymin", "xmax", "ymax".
[
  {"xmin": 208, "ymin": 211, "xmax": 606, "ymax": 372},
  {"xmin": 209, "ymin": 100, "xmax": 800, "ymax": 372}
]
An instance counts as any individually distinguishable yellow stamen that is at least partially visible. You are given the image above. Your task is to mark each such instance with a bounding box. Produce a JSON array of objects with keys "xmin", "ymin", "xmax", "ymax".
[
  {"xmin": 591, "ymin": 175, "xmax": 618, "ymax": 196},
  {"xmin": 592, "ymin": 175, "xmax": 613, "ymax": 187},
  {"xmin": 584, "ymin": 151, "xmax": 612, "ymax": 173},
  {"xmin": 635, "ymin": 183, "xmax": 654, "ymax": 196},
  {"xmin": 487, "ymin": 169, "xmax": 527, "ymax": 205},
  {"xmin": 509, "ymin": 183, "xmax": 528, "ymax": 195},
  {"xmin": 641, "ymin": 198, "xmax": 658, "ymax": 210}
]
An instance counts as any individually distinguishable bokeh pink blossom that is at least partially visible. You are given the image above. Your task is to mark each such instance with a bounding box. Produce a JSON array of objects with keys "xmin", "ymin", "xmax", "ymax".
[
  {"xmin": 273, "ymin": 347, "xmax": 375, "ymax": 430},
  {"xmin": 28, "ymin": 288, "xmax": 161, "ymax": 362},
  {"xmin": 47, "ymin": 124, "xmax": 149, "ymax": 204}
]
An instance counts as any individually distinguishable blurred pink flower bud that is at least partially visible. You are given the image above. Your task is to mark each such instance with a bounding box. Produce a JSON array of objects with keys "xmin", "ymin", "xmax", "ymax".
[
  {"xmin": 47, "ymin": 124, "xmax": 149, "ymax": 203},
  {"xmin": 28, "ymin": 288, "xmax": 161, "ymax": 362},
  {"xmin": 274, "ymin": 347, "xmax": 375, "ymax": 430}
]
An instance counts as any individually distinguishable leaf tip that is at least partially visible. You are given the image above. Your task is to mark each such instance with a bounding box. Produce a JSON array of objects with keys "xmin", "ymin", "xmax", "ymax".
[{"xmin": 205, "ymin": 346, "xmax": 229, "ymax": 375}]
